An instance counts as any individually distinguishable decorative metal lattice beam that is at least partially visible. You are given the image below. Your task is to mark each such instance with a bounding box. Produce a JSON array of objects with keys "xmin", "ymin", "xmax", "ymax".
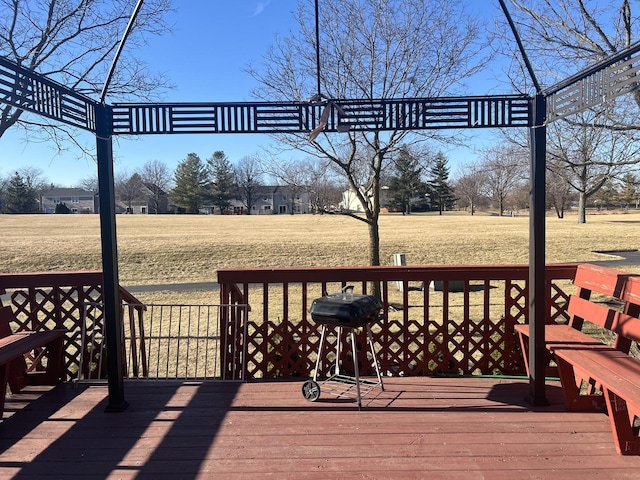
[
  {"xmin": 544, "ymin": 42, "xmax": 640, "ymax": 121},
  {"xmin": 0, "ymin": 57, "xmax": 97, "ymax": 132},
  {"xmin": 1, "ymin": 55, "xmax": 530, "ymax": 136},
  {"xmin": 112, "ymin": 95, "xmax": 531, "ymax": 135}
]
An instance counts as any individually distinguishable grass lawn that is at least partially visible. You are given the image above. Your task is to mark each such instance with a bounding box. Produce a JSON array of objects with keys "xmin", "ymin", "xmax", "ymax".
[{"xmin": 1, "ymin": 209, "xmax": 639, "ymax": 303}]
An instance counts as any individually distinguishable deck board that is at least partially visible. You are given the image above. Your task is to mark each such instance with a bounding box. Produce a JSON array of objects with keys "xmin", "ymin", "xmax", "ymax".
[{"xmin": 1, "ymin": 377, "xmax": 640, "ymax": 479}]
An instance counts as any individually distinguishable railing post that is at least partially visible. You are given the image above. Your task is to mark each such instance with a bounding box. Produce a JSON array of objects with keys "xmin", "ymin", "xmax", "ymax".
[{"xmin": 96, "ymin": 103, "xmax": 128, "ymax": 412}]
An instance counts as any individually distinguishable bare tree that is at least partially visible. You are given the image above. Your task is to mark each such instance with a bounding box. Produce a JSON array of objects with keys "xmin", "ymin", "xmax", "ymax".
[
  {"xmin": 0, "ymin": 0, "xmax": 172, "ymax": 152},
  {"xmin": 303, "ymin": 160, "xmax": 344, "ymax": 214},
  {"xmin": 234, "ymin": 155, "xmax": 263, "ymax": 215},
  {"xmin": 17, "ymin": 166, "xmax": 51, "ymax": 198},
  {"xmin": 546, "ymin": 168, "xmax": 575, "ymax": 219},
  {"xmin": 546, "ymin": 112, "xmax": 640, "ymax": 223},
  {"xmin": 0, "ymin": 173, "xmax": 9, "ymax": 211},
  {"xmin": 140, "ymin": 159, "xmax": 172, "ymax": 214},
  {"xmin": 116, "ymin": 172, "xmax": 144, "ymax": 212},
  {"xmin": 249, "ymin": 0, "xmax": 490, "ymax": 268},
  {"xmin": 479, "ymin": 144, "xmax": 527, "ymax": 216},
  {"xmin": 77, "ymin": 175, "xmax": 99, "ymax": 192},
  {"xmin": 454, "ymin": 163, "xmax": 487, "ymax": 215},
  {"xmin": 504, "ymin": 1, "xmax": 640, "ymax": 104},
  {"xmin": 499, "ymin": 1, "xmax": 640, "ymax": 222}
]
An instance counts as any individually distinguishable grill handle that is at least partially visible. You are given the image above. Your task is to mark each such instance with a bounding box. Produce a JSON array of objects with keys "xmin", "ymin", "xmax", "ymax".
[{"xmin": 342, "ymin": 285, "xmax": 354, "ymax": 301}]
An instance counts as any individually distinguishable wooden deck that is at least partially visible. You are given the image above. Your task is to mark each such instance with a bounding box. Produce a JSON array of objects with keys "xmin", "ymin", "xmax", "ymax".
[{"xmin": 1, "ymin": 377, "xmax": 640, "ymax": 479}]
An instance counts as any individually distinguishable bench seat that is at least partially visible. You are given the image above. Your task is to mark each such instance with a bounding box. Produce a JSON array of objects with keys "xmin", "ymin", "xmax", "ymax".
[
  {"xmin": 0, "ymin": 329, "xmax": 65, "ymax": 417},
  {"xmin": 515, "ymin": 263, "xmax": 640, "ymax": 455}
]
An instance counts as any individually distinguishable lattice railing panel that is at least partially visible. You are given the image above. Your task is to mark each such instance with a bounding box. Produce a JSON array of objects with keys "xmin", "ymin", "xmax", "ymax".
[
  {"xmin": 219, "ymin": 264, "xmax": 578, "ymax": 380},
  {"xmin": 548, "ymin": 282, "xmax": 572, "ymax": 325},
  {"xmin": 0, "ymin": 272, "xmax": 143, "ymax": 381}
]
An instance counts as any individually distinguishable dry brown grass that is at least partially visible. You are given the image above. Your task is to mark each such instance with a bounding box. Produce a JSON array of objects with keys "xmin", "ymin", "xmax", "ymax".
[
  {"xmin": 5, "ymin": 211, "xmax": 638, "ymax": 375},
  {"xmin": 2, "ymin": 210, "xmax": 639, "ymax": 296}
]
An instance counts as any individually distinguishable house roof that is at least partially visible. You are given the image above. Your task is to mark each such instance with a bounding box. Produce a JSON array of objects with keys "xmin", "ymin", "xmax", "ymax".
[{"xmin": 42, "ymin": 187, "xmax": 97, "ymax": 196}]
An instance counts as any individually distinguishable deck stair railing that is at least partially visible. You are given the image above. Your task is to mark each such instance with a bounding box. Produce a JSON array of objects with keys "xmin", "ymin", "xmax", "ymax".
[{"xmin": 78, "ymin": 302, "xmax": 250, "ymax": 381}]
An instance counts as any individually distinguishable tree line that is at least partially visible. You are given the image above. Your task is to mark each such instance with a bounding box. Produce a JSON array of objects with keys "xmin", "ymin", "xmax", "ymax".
[{"xmin": 3, "ymin": 141, "xmax": 639, "ymax": 217}]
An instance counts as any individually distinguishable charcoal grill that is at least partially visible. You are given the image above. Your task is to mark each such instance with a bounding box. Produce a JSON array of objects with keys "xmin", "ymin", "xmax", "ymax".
[{"xmin": 302, "ymin": 287, "xmax": 384, "ymax": 409}]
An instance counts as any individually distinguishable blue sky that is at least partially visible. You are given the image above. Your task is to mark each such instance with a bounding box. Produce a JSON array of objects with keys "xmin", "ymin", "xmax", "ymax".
[{"xmin": 1, "ymin": 0, "xmax": 511, "ymax": 187}]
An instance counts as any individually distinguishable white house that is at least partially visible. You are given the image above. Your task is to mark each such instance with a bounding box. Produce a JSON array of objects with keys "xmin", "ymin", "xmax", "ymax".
[{"xmin": 338, "ymin": 185, "xmax": 390, "ymax": 213}]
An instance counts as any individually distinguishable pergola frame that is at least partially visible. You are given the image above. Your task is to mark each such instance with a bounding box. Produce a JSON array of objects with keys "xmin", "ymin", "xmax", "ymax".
[{"xmin": 2, "ymin": 33, "xmax": 640, "ymax": 411}]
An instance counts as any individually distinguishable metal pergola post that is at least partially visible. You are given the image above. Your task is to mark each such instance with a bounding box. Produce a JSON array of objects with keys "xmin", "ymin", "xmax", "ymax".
[
  {"xmin": 95, "ymin": 103, "xmax": 128, "ymax": 412},
  {"xmin": 528, "ymin": 93, "xmax": 547, "ymax": 405}
]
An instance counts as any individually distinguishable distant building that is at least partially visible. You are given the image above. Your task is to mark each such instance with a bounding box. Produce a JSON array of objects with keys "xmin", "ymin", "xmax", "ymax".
[
  {"xmin": 252, "ymin": 185, "xmax": 310, "ymax": 215},
  {"xmin": 40, "ymin": 188, "xmax": 98, "ymax": 214},
  {"xmin": 203, "ymin": 185, "xmax": 311, "ymax": 215},
  {"xmin": 338, "ymin": 186, "xmax": 390, "ymax": 213},
  {"xmin": 122, "ymin": 182, "xmax": 170, "ymax": 214}
]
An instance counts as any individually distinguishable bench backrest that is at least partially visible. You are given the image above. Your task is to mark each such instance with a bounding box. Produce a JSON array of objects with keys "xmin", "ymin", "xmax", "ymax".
[{"xmin": 569, "ymin": 264, "xmax": 640, "ymax": 352}]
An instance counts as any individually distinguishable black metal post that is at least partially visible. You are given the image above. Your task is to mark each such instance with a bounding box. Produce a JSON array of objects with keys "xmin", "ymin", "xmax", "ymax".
[
  {"xmin": 95, "ymin": 103, "xmax": 128, "ymax": 412},
  {"xmin": 527, "ymin": 93, "xmax": 548, "ymax": 405}
]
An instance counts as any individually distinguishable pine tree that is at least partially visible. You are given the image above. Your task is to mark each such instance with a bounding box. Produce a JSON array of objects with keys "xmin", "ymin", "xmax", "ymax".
[
  {"xmin": 207, "ymin": 151, "xmax": 235, "ymax": 214},
  {"xmin": 388, "ymin": 145, "xmax": 426, "ymax": 214},
  {"xmin": 427, "ymin": 153, "xmax": 456, "ymax": 215},
  {"xmin": 55, "ymin": 202, "xmax": 71, "ymax": 214},
  {"xmin": 1, "ymin": 172, "xmax": 38, "ymax": 213},
  {"xmin": 170, "ymin": 153, "xmax": 210, "ymax": 214}
]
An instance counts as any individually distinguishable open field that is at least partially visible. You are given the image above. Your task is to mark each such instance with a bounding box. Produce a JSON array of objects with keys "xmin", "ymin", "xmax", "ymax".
[
  {"xmin": 1, "ymin": 210, "xmax": 639, "ymax": 302},
  {"xmin": 3, "ymin": 211, "xmax": 639, "ymax": 375},
  {"xmin": 2, "ymin": 210, "xmax": 639, "ymax": 280}
]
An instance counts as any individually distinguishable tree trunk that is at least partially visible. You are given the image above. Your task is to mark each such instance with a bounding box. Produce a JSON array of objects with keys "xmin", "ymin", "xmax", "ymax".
[
  {"xmin": 368, "ymin": 217, "xmax": 382, "ymax": 299},
  {"xmin": 578, "ymin": 192, "xmax": 587, "ymax": 224},
  {"xmin": 368, "ymin": 218, "xmax": 381, "ymax": 267}
]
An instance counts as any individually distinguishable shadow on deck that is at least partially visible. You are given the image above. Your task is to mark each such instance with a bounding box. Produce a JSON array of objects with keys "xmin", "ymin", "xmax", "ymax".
[{"xmin": 1, "ymin": 377, "xmax": 640, "ymax": 479}]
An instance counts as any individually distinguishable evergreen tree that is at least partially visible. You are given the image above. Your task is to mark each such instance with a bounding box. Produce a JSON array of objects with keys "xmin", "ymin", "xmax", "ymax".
[
  {"xmin": 619, "ymin": 173, "xmax": 639, "ymax": 208},
  {"xmin": 1, "ymin": 172, "xmax": 38, "ymax": 213},
  {"xmin": 207, "ymin": 151, "xmax": 235, "ymax": 214},
  {"xmin": 427, "ymin": 153, "xmax": 456, "ymax": 215},
  {"xmin": 170, "ymin": 153, "xmax": 209, "ymax": 214},
  {"xmin": 388, "ymin": 145, "xmax": 426, "ymax": 214},
  {"xmin": 55, "ymin": 202, "xmax": 71, "ymax": 214}
]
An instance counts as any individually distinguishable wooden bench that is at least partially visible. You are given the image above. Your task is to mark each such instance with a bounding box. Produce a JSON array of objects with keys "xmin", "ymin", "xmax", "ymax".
[
  {"xmin": 515, "ymin": 263, "xmax": 640, "ymax": 455},
  {"xmin": 0, "ymin": 306, "xmax": 65, "ymax": 417}
]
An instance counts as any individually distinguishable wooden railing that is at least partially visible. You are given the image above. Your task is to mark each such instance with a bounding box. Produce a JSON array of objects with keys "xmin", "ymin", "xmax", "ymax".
[
  {"xmin": 0, "ymin": 271, "xmax": 145, "ymax": 381},
  {"xmin": 218, "ymin": 264, "xmax": 579, "ymax": 380}
]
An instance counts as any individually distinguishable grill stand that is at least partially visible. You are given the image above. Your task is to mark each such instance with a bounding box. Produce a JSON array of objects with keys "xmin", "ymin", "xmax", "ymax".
[{"xmin": 302, "ymin": 323, "xmax": 384, "ymax": 410}]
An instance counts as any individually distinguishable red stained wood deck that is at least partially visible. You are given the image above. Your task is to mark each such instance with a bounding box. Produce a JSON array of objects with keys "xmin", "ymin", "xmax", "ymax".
[{"xmin": 1, "ymin": 377, "xmax": 640, "ymax": 479}]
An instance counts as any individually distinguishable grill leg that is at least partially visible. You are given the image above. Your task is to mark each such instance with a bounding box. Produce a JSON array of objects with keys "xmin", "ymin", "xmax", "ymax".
[
  {"xmin": 350, "ymin": 329, "xmax": 362, "ymax": 410},
  {"xmin": 335, "ymin": 326, "xmax": 342, "ymax": 376},
  {"xmin": 366, "ymin": 324, "xmax": 384, "ymax": 391},
  {"xmin": 313, "ymin": 325, "xmax": 327, "ymax": 382}
]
